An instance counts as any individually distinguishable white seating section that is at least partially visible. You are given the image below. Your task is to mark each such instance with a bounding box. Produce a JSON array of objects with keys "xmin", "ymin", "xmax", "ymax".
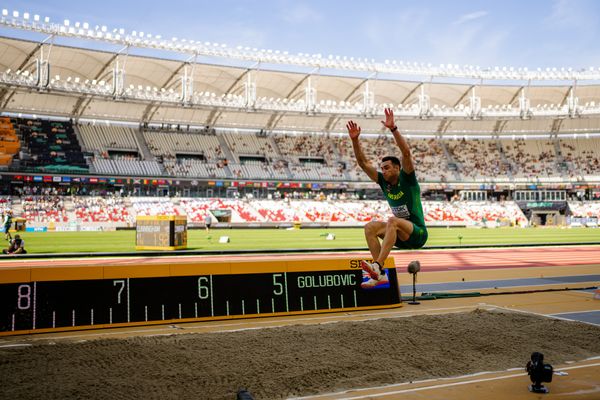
[
  {"xmin": 143, "ymin": 131, "xmax": 224, "ymax": 161},
  {"xmin": 223, "ymin": 132, "xmax": 278, "ymax": 160},
  {"xmin": 93, "ymin": 159, "xmax": 162, "ymax": 176},
  {"xmin": 79, "ymin": 124, "xmax": 139, "ymax": 152}
]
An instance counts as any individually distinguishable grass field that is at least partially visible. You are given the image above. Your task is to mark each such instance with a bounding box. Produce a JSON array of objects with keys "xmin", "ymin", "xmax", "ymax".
[{"xmin": 4, "ymin": 227, "xmax": 599, "ymax": 254}]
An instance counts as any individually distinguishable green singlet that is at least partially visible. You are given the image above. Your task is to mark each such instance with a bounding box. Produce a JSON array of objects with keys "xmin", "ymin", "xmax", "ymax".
[{"xmin": 377, "ymin": 170, "xmax": 428, "ymax": 249}]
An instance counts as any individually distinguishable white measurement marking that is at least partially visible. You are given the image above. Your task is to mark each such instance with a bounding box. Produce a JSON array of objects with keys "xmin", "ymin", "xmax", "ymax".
[
  {"xmin": 271, "ymin": 298, "xmax": 275, "ymax": 313},
  {"xmin": 313, "ymin": 296, "xmax": 317, "ymax": 310},
  {"xmin": 11, "ymin": 314, "xmax": 15, "ymax": 331},
  {"xmin": 354, "ymin": 290, "xmax": 358, "ymax": 307},
  {"xmin": 161, "ymin": 304, "xmax": 165, "ymax": 320},
  {"xmin": 52, "ymin": 311, "xmax": 55, "ymax": 328},
  {"xmin": 109, "ymin": 307, "xmax": 112, "ymax": 324},
  {"xmin": 72, "ymin": 310, "xmax": 75, "ymax": 327},
  {"xmin": 126, "ymin": 278, "xmax": 130, "ymax": 322},
  {"xmin": 209, "ymin": 275, "xmax": 214, "ymax": 317},
  {"xmin": 91, "ymin": 309, "xmax": 94, "ymax": 325},
  {"xmin": 284, "ymin": 272, "xmax": 290, "ymax": 312},
  {"xmin": 32, "ymin": 282, "xmax": 37, "ymax": 330},
  {"xmin": 328, "ymin": 295, "xmax": 331, "ymax": 310},
  {"xmin": 178, "ymin": 303, "xmax": 182, "ymax": 319},
  {"xmin": 300, "ymin": 297, "xmax": 304, "ymax": 311},
  {"xmin": 242, "ymin": 300, "xmax": 245, "ymax": 315},
  {"xmin": 226, "ymin": 301, "xmax": 229, "ymax": 316},
  {"xmin": 194, "ymin": 302, "xmax": 198, "ymax": 318},
  {"xmin": 145, "ymin": 306, "xmax": 148, "ymax": 322},
  {"xmin": 256, "ymin": 299, "xmax": 260, "ymax": 314},
  {"xmin": 341, "ymin": 294, "xmax": 344, "ymax": 308}
]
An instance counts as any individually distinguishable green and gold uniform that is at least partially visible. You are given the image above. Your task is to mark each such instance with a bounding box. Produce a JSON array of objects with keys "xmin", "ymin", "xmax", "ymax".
[{"xmin": 377, "ymin": 170, "xmax": 428, "ymax": 249}]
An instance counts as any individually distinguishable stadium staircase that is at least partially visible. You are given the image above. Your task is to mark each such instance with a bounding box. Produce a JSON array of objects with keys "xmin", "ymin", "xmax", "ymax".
[
  {"xmin": 440, "ymin": 140, "xmax": 462, "ymax": 180},
  {"xmin": 214, "ymin": 133, "xmax": 236, "ymax": 178},
  {"xmin": 268, "ymin": 135, "xmax": 294, "ymax": 179},
  {"xmin": 133, "ymin": 127, "xmax": 155, "ymax": 162},
  {"xmin": 496, "ymin": 140, "xmax": 514, "ymax": 179},
  {"xmin": 553, "ymin": 137, "xmax": 570, "ymax": 176},
  {"xmin": 72, "ymin": 124, "xmax": 96, "ymax": 173},
  {"xmin": 134, "ymin": 127, "xmax": 166, "ymax": 175}
]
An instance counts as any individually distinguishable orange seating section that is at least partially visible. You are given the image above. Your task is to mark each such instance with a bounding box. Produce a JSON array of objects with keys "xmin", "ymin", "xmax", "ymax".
[{"xmin": 0, "ymin": 118, "xmax": 19, "ymax": 165}]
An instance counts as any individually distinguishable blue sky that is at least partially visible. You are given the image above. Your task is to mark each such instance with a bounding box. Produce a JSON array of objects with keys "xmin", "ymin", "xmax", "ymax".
[{"xmin": 3, "ymin": 0, "xmax": 600, "ymax": 69}]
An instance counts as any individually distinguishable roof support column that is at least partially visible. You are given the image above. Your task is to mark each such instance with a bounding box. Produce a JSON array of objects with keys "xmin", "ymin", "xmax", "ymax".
[{"xmin": 305, "ymin": 75, "xmax": 316, "ymax": 114}]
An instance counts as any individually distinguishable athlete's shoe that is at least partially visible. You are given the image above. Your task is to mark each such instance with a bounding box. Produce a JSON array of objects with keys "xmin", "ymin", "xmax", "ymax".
[
  {"xmin": 361, "ymin": 272, "xmax": 390, "ymax": 289},
  {"xmin": 360, "ymin": 260, "xmax": 382, "ymax": 280}
]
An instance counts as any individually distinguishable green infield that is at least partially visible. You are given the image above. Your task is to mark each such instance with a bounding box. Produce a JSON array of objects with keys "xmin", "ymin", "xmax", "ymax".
[{"xmin": 2, "ymin": 227, "xmax": 599, "ymax": 254}]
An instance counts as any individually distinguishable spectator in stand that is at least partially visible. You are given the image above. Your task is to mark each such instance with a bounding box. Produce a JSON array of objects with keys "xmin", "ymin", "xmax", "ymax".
[{"xmin": 3, "ymin": 234, "xmax": 26, "ymax": 254}]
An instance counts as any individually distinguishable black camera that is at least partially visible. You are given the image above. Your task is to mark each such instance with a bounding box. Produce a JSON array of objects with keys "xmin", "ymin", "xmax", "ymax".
[{"xmin": 526, "ymin": 352, "xmax": 553, "ymax": 393}]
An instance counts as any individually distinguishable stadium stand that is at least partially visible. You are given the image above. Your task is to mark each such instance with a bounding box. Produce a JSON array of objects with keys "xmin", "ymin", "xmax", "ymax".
[
  {"xmin": 446, "ymin": 139, "xmax": 511, "ymax": 181},
  {"xmin": 0, "ymin": 117, "xmax": 20, "ymax": 168},
  {"xmin": 569, "ymin": 201, "xmax": 600, "ymax": 218},
  {"xmin": 93, "ymin": 158, "xmax": 162, "ymax": 177},
  {"xmin": 222, "ymin": 131, "xmax": 279, "ymax": 161},
  {"xmin": 4, "ymin": 117, "xmax": 600, "ymax": 184},
  {"xmin": 13, "ymin": 118, "xmax": 88, "ymax": 173},
  {"xmin": 73, "ymin": 196, "xmax": 130, "ymax": 223},
  {"xmin": 143, "ymin": 129, "xmax": 224, "ymax": 162},
  {"xmin": 130, "ymin": 197, "xmax": 180, "ymax": 216},
  {"xmin": 560, "ymin": 138, "xmax": 600, "ymax": 178},
  {"xmin": 20, "ymin": 195, "xmax": 68, "ymax": 223},
  {"xmin": 78, "ymin": 124, "xmax": 139, "ymax": 153},
  {"xmin": 501, "ymin": 139, "xmax": 560, "ymax": 180}
]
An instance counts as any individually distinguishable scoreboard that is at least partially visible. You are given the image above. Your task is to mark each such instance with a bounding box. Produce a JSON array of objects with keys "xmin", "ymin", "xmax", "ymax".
[
  {"xmin": 136, "ymin": 215, "xmax": 187, "ymax": 250},
  {"xmin": 0, "ymin": 256, "xmax": 401, "ymax": 335}
]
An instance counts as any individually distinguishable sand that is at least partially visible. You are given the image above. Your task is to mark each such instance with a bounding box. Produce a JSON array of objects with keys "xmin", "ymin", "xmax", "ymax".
[{"xmin": 1, "ymin": 309, "xmax": 600, "ymax": 399}]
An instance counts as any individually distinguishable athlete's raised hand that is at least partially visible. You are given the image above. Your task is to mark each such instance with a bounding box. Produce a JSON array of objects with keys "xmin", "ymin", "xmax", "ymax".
[
  {"xmin": 346, "ymin": 120, "xmax": 361, "ymax": 139},
  {"xmin": 381, "ymin": 107, "xmax": 396, "ymax": 130}
]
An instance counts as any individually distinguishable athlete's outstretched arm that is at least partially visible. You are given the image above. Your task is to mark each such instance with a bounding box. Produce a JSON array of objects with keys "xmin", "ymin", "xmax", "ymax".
[
  {"xmin": 347, "ymin": 120, "xmax": 378, "ymax": 182},
  {"xmin": 381, "ymin": 108, "xmax": 414, "ymax": 174}
]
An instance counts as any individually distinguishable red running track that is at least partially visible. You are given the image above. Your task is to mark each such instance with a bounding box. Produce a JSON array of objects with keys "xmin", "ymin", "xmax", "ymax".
[
  {"xmin": 390, "ymin": 245, "xmax": 600, "ymax": 272},
  {"xmin": 0, "ymin": 245, "xmax": 598, "ymax": 271}
]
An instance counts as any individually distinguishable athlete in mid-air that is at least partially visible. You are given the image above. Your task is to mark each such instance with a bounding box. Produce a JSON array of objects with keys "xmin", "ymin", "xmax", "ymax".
[{"xmin": 347, "ymin": 108, "xmax": 428, "ymax": 287}]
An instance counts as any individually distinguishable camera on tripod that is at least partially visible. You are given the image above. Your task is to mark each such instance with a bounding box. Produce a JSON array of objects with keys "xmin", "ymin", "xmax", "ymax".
[{"xmin": 526, "ymin": 352, "xmax": 553, "ymax": 393}]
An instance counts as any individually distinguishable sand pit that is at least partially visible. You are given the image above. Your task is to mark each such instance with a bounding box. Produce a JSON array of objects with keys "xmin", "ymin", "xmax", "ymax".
[{"xmin": 1, "ymin": 309, "xmax": 600, "ymax": 399}]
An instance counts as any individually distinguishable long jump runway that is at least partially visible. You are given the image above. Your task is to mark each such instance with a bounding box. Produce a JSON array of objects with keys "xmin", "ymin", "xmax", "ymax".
[{"xmin": 1, "ymin": 245, "xmax": 599, "ymax": 399}]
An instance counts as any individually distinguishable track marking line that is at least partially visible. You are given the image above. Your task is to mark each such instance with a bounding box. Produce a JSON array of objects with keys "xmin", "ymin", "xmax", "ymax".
[{"xmin": 290, "ymin": 361, "xmax": 600, "ymax": 399}]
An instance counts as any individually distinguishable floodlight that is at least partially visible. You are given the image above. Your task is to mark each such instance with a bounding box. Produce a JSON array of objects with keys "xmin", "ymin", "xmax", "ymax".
[
  {"xmin": 83, "ymin": 22, "xmax": 88, "ymax": 29},
  {"xmin": 12, "ymin": 11, "xmax": 18, "ymax": 18},
  {"xmin": 64, "ymin": 19, "xmax": 69, "ymax": 26},
  {"xmin": 101, "ymin": 25, "xmax": 107, "ymax": 32},
  {"xmin": 23, "ymin": 12, "xmax": 29, "ymax": 20},
  {"xmin": 2, "ymin": 10, "xmax": 7, "ymax": 16}
]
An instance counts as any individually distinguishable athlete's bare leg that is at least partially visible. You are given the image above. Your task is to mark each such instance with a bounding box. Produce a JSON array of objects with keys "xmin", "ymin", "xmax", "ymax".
[
  {"xmin": 364, "ymin": 217, "xmax": 413, "ymax": 268},
  {"xmin": 376, "ymin": 217, "xmax": 413, "ymax": 266}
]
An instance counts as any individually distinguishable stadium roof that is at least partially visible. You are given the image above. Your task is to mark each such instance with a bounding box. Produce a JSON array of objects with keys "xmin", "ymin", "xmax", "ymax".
[{"xmin": 1, "ymin": 23, "xmax": 600, "ymax": 136}]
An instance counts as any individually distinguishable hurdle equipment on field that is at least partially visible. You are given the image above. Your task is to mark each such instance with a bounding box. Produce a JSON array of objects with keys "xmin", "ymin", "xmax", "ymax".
[{"xmin": 0, "ymin": 255, "xmax": 400, "ymax": 336}]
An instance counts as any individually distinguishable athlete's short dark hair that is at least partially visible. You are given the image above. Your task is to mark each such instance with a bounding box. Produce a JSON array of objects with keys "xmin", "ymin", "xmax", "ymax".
[{"xmin": 381, "ymin": 156, "xmax": 400, "ymax": 166}]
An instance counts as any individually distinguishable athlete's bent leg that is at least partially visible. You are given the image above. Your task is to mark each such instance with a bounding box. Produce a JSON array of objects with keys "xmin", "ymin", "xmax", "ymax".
[
  {"xmin": 363, "ymin": 221, "xmax": 386, "ymax": 261},
  {"xmin": 376, "ymin": 217, "xmax": 413, "ymax": 266}
]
